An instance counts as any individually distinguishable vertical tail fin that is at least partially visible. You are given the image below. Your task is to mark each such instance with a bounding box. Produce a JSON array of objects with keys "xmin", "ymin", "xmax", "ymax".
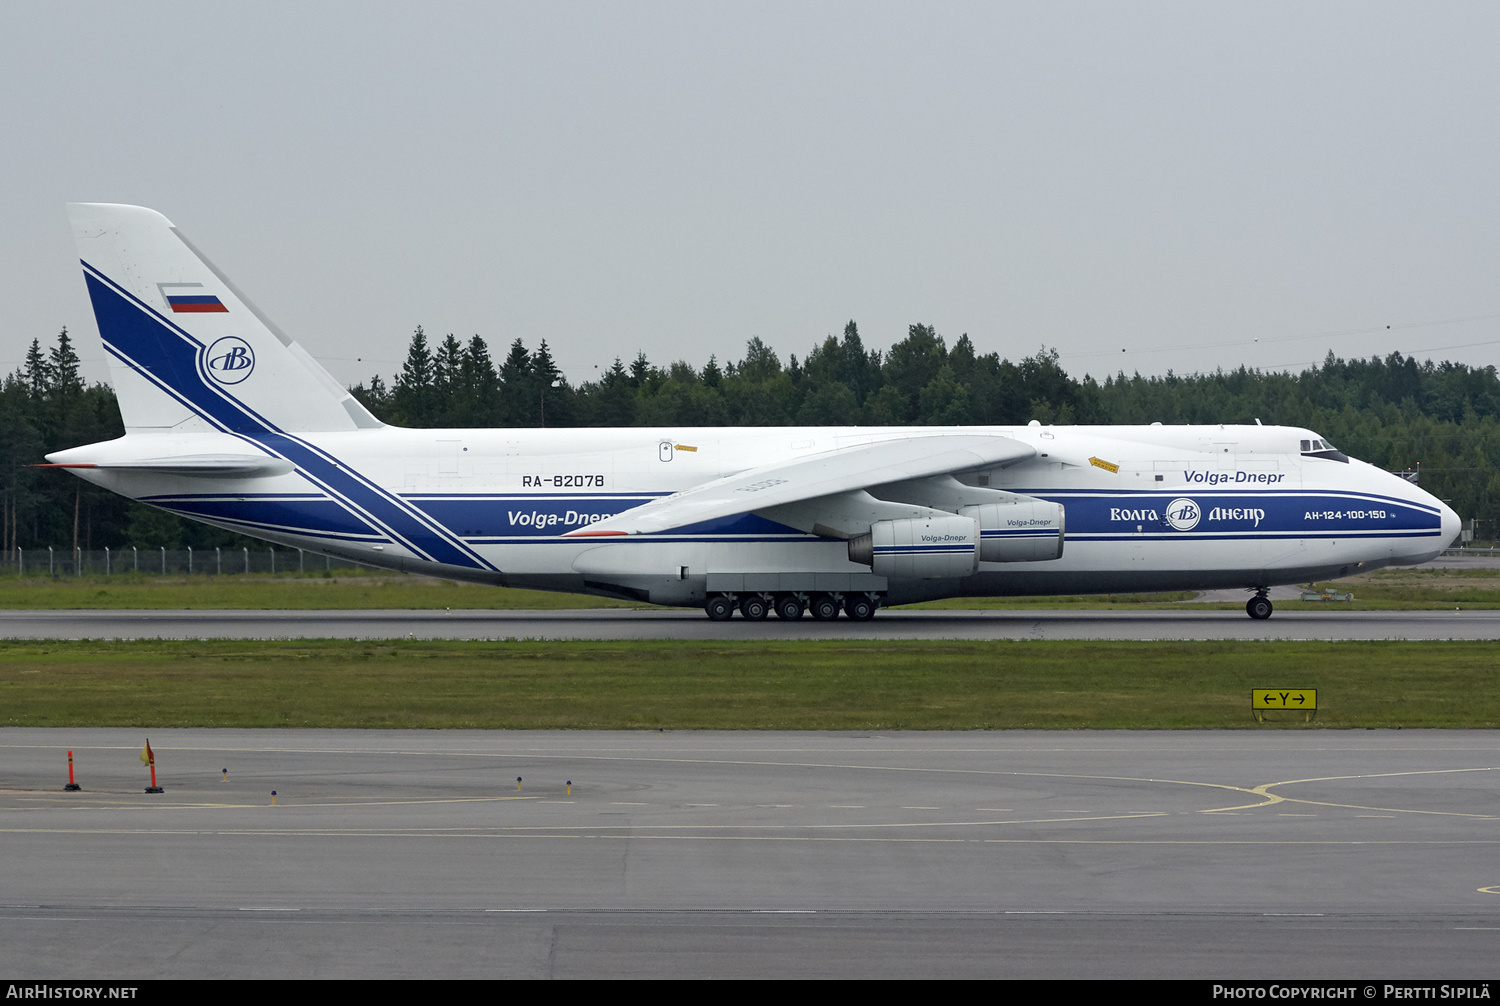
[{"xmin": 67, "ymin": 203, "xmax": 382, "ymax": 434}]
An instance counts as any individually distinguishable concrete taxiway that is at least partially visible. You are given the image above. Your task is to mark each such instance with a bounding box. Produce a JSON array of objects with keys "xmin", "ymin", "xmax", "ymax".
[
  {"xmin": 2, "ymin": 606, "xmax": 1499, "ymax": 640},
  {"xmin": 2, "ymin": 729, "xmax": 1499, "ymax": 978}
]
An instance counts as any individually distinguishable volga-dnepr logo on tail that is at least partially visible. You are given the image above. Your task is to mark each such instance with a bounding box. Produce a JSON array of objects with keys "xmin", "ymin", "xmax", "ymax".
[{"xmin": 205, "ymin": 336, "xmax": 255, "ymax": 384}]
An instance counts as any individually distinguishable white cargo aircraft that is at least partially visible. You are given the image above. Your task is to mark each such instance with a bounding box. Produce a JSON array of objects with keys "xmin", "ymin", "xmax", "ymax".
[{"xmin": 47, "ymin": 204, "xmax": 1459, "ymax": 621}]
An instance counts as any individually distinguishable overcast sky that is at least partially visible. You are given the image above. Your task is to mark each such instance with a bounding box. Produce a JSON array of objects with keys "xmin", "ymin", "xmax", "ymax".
[{"xmin": 3, "ymin": 2, "xmax": 1498, "ymax": 392}]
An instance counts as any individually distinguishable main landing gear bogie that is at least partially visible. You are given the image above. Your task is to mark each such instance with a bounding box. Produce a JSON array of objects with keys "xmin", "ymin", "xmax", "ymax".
[{"xmin": 703, "ymin": 591, "xmax": 881, "ymax": 622}]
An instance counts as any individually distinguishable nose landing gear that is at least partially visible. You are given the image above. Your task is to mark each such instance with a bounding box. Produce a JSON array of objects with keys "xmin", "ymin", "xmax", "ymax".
[{"xmin": 1245, "ymin": 590, "xmax": 1273, "ymax": 620}]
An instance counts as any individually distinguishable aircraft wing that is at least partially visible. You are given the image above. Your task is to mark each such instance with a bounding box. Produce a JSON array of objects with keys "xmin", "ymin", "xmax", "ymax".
[{"xmin": 565, "ymin": 433, "xmax": 1035, "ymax": 536}]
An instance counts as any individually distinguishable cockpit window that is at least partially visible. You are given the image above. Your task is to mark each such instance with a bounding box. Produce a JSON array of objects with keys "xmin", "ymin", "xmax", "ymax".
[{"xmin": 1300, "ymin": 436, "xmax": 1349, "ymax": 463}]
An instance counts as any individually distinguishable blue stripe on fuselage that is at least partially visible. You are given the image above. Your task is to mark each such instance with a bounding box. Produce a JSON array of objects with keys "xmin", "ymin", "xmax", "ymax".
[
  {"xmin": 1031, "ymin": 490, "xmax": 1439, "ymax": 538},
  {"xmin": 141, "ymin": 494, "xmax": 383, "ymax": 539},
  {"xmin": 404, "ymin": 494, "xmax": 795, "ymax": 539}
]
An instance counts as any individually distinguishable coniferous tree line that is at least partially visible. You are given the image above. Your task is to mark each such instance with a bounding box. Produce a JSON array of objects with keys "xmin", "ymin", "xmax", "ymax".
[
  {"xmin": 5, "ymin": 322, "xmax": 1500, "ymax": 551},
  {"xmin": 352, "ymin": 320, "xmax": 1500, "ymax": 535}
]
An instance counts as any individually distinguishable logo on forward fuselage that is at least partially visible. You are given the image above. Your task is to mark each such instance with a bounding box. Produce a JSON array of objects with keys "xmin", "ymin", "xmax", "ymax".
[
  {"xmin": 205, "ymin": 337, "xmax": 255, "ymax": 385},
  {"xmin": 1164, "ymin": 498, "xmax": 1201, "ymax": 531}
]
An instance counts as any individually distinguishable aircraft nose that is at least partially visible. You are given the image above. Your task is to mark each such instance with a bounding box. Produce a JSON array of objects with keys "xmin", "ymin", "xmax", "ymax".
[
  {"xmin": 1385, "ymin": 472, "xmax": 1461, "ymax": 565},
  {"xmin": 1440, "ymin": 500, "xmax": 1461, "ymax": 548}
]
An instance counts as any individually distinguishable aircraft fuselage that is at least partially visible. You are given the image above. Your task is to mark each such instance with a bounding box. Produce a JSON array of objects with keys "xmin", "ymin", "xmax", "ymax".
[{"xmin": 51, "ymin": 420, "xmax": 1456, "ymax": 608}]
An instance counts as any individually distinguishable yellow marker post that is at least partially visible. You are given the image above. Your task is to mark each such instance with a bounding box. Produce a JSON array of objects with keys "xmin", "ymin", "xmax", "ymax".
[{"xmin": 1252, "ymin": 689, "xmax": 1317, "ymax": 723}]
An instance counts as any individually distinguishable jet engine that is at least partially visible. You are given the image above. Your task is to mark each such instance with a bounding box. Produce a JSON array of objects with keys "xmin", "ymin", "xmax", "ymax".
[
  {"xmin": 960, "ymin": 500, "xmax": 1065, "ymax": 562},
  {"xmin": 847, "ymin": 514, "xmax": 980, "ymax": 579}
]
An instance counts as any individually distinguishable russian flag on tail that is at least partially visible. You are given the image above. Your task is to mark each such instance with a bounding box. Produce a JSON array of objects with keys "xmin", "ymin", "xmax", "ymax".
[
  {"xmin": 168, "ymin": 294, "xmax": 226, "ymax": 313},
  {"xmin": 158, "ymin": 282, "xmax": 228, "ymax": 313}
]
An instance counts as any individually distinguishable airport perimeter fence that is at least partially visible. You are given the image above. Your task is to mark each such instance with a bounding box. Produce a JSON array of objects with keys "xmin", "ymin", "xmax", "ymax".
[{"xmin": 0, "ymin": 547, "xmax": 387, "ymax": 578}]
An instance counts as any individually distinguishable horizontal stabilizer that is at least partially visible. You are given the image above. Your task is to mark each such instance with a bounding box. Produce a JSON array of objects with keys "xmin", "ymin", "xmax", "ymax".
[{"xmin": 38, "ymin": 454, "xmax": 295, "ymax": 478}]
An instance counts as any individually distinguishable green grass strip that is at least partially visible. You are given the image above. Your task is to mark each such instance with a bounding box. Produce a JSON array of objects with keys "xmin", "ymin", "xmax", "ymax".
[{"xmin": 2, "ymin": 638, "xmax": 1497, "ymax": 730}]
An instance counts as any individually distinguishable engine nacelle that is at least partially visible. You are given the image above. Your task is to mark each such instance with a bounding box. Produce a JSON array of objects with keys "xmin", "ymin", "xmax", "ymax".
[
  {"xmin": 847, "ymin": 515, "xmax": 979, "ymax": 579},
  {"xmin": 960, "ymin": 500, "xmax": 1065, "ymax": 562}
]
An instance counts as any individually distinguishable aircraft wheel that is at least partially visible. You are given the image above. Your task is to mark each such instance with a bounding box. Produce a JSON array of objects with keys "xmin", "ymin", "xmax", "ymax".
[
  {"xmin": 740, "ymin": 595, "xmax": 770, "ymax": 621},
  {"xmin": 774, "ymin": 594, "xmax": 805, "ymax": 620},
  {"xmin": 809, "ymin": 594, "xmax": 841, "ymax": 621},
  {"xmin": 844, "ymin": 595, "xmax": 877, "ymax": 621},
  {"xmin": 705, "ymin": 595, "xmax": 735, "ymax": 621},
  {"xmin": 1246, "ymin": 596, "xmax": 1273, "ymax": 620}
]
